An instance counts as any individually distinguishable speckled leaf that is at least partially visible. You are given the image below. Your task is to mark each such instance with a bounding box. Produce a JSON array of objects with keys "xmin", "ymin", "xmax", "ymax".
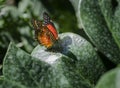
[
  {"xmin": 3, "ymin": 42, "xmax": 72, "ymax": 88},
  {"xmin": 96, "ymin": 67, "xmax": 120, "ymax": 88},
  {"xmin": 3, "ymin": 42, "xmax": 94, "ymax": 88},
  {"xmin": 0, "ymin": 78, "xmax": 26, "ymax": 88},
  {"xmin": 98, "ymin": 0, "xmax": 120, "ymax": 49},
  {"xmin": 31, "ymin": 33, "xmax": 106, "ymax": 87},
  {"xmin": 80, "ymin": 0, "xmax": 120, "ymax": 64}
]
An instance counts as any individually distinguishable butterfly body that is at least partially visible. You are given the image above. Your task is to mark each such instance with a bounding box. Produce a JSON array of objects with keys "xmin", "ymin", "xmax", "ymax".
[{"xmin": 32, "ymin": 12, "xmax": 58, "ymax": 48}]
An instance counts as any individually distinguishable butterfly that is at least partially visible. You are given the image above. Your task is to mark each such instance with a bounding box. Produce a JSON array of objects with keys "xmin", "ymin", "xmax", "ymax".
[{"xmin": 32, "ymin": 12, "xmax": 58, "ymax": 48}]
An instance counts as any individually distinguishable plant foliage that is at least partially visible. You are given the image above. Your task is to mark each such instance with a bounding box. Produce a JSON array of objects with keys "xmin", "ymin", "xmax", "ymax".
[{"xmin": 0, "ymin": 0, "xmax": 120, "ymax": 88}]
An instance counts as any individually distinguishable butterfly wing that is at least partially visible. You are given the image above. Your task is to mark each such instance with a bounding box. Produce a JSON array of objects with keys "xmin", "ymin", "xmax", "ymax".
[
  {"xmin": 31, "ymin": 12, "xmax": 58, "ymax": 48},
  {"xmin": 31, "ymin": 19, "xmax": 42, "ymax": 40},
  {"xmin": 43, "ymin": 12, "xmax": 58, "ymax": 40},
  {"xmin": 32, "ymin": 19, "xmax": 43, "ymax": 43},
  {"xmin": 32, "ymin": 19, "xmax": 56, "ymax": 48}
]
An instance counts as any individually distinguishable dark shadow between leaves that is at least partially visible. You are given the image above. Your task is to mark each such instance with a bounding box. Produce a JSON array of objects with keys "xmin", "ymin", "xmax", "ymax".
[
  {"xmin": 97, "ymin": 51, "xmax": 116, "ymax": 70},
  {"xmin": 111, "ymin": 0, "xmax": 118, "ymax": 14}
]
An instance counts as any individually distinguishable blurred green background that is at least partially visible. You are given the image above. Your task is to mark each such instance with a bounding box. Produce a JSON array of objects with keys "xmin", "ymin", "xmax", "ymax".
[{"xmin": 0, "ymin": 0, "xmax": 89, "ymax": 65}]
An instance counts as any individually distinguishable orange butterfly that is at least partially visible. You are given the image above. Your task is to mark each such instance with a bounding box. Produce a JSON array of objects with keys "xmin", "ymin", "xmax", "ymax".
[{"xmin": 32, "ymin": 12, "xmax": 58, "ymax": 48}]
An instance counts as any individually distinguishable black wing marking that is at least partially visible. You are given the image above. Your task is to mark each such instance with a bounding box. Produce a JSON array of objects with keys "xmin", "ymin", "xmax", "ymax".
[{"xmin": 43, "ymin": 12, "xmax": 51, "ymax": 25}]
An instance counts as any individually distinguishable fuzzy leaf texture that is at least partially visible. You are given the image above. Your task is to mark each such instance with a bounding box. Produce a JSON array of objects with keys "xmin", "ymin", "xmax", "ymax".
[
  {"xmin": 80, "ymin": 0, "xmax": 120, "ymax": 64},
  {"xmin": 2, "ymin": 33, "xmax": 106, "ymax": 88},
  {"xmin": 98, "ymin": 0, "xmax": 120, "ymax": 48},
  {"xmin": 96, "ymin": 66, "xmax": 120, "ymax": 88}
]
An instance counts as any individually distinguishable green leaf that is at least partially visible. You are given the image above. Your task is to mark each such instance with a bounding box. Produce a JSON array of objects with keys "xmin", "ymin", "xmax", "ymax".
[
  {"xmin": 95, "ymin": 67, "xmax": 120, "ymax": 88},
  {"xmin": 98, "ymin": 0, "xmax": 120, "ymax": 49},
  {"xmin": 31, "ymin": 33, "xmax": 106, "ymax": 86},
  {"xmin": 3, "ymin": 42, "xmax": 53, "ymax": 88},
  {"xmin": 0, "ymin": 78, "xmax": 27, "ymax": 88},
  {"xmin": 3, "ymin": 33, "xmax": 106, "ymax": 88},
  {"xmin": 3, "ymin": 42, "xmax": 88, "ymax": 88},
  {"xmin": 80, "ymin": 0, "xmax": 120, "ymax": 64}
]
